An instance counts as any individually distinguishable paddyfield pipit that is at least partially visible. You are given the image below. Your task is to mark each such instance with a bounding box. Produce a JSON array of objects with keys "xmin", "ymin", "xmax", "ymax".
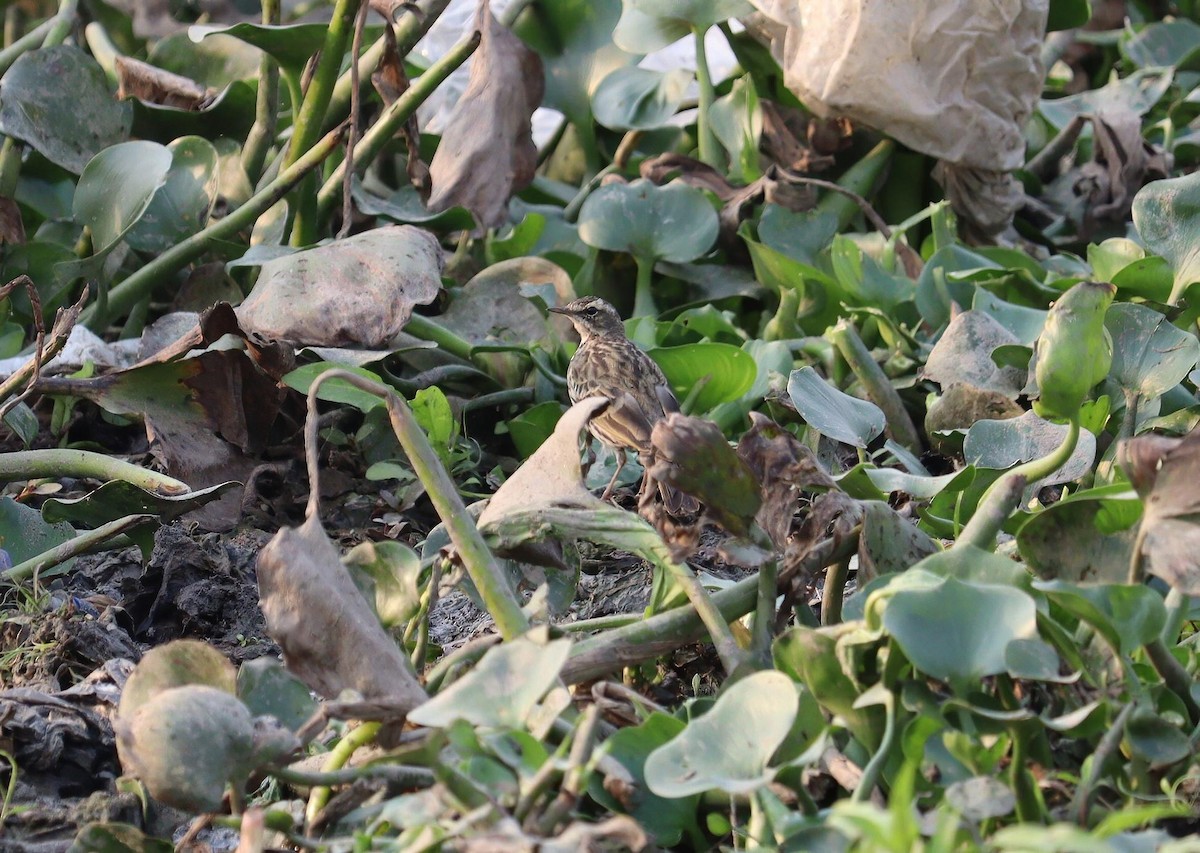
[{"xmin": 549, "ymin": 296, "xmax": 699, "ymax": 514}]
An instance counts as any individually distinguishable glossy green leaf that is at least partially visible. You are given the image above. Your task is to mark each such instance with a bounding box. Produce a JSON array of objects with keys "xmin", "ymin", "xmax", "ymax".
[
  {"xmin": 352, "ymin": 182, "xmax": 477, "ymax": 231},
  {"xmin": 72, "ymin": 822, "xmax": 174, "ymax": 853},
  {"xmin": 757, "ymin": 205, "xmax": 838, "ymax": 265},
  {"xmin": 1133, "ymin": 167, "xmax": 1200, "ymax": 305},
  {"xmin": 592, "ymin": 66, "xmax": 691, "ymax": 130},
  {"xmin": 786, "ymin": 366, "xmax": 885, "ymax": 448},
  {"xmin": 41, "ymin": 481, "xmax": 238, "ymax": 530},
  {"xmin": 1039, "ymin": 67, "xmax": 1172, "ymax": 131},
  {"xmin": 1087, "ymin": 238, "xmax": 1174, "ymax": 303},
  {"xmin": 282, "ymin": 363, "xmax": 387, "ymax": 413},
  {"xmin": 1124, "ymin": 707, "xmax": 1191, "ymax": 768},
  {"xmin": 775, "ymin": 626, "xmax": 883, "ymax": 748},
  {"xmin": 883, "ymin": 574, "xmax": 1038, "ymax": 686},
  {"xmin": 506, "ymin": 401, "xmax": 565, "ymax": 458},
  {"xmin": 709, "ymin": 76, "xmax": 761, "ymax": 181},
  {"xmin": 343, "ymin": 540, "xmax": 424, "ymax": 630},
  {"xmin": 578, "ymin": 179, "xmax": 718, "ymax": 263},
  {"xmin": 73, "ymin": 141, "xmax": 172, "ymax": 253},
  {"xmin": 644, "ymin": 670, "xmax": 798, "ymax": 797},
  {"xmin": 189, "ymin": 22, "xmax": 384, "ymax": 76},
  {"xmin": 1105, "ymin": 302, "xmax": 1200, "ymax": 401},
  {"xmin": 649, "ymin": 342, "xmax": 756, "ymax": 412},
  {"xmin": 1122, "ymin": 18, "xmax": 1200, "ymax": 70},
  {"xmin": 125, "ymin": 136, "xmax": 219, "ymax": 253},
  {"xmin": 0, "ymin": 45, "xmax": 131, "ymax": 173},
  {"xmin": 408, "ymin": 637, "xmax": 571, "ymax": 729},
  {"xmin": 915, "ymin": 245, "xmax": 999, "ymax": 329}
]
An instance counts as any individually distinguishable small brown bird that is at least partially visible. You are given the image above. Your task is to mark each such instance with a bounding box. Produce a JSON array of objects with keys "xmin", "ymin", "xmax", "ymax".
[{"xmin": 549, "ymin": 296, "xmax": 698, "ymax": 513}]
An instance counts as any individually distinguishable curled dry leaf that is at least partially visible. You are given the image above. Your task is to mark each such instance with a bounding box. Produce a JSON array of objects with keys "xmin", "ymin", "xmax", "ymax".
[
  {"xmin": 1120, "ymin": 424, "xmax": 1200, "ymax": 594},
  {"xmin": 647, "ymin": 413, "xmax": 759, "ymax": 537},
  {"xmin": 736, "ymin": 411, "xmax": 836, "ymax": 551},
  {"xmin": 785, "ymin": 491, "xmax": 863, "ymax": 581},
  {"xmin": 1076, "ymin": 111, "xmax": 1171, "ymax": 228},
  {"xmin": 115, "ymin": 56, "xmax": 214, "ymax": 110},
  {"xmin": 237, "ymin": 225, "xmax": 443, "ymax": 348},
  {"xmin": 256, "ymin": 515, "xmax": 428, "ymax": 712},
  {"xmin": 426, "ymin": 1, "xmax": 544, "ymax": 231}
]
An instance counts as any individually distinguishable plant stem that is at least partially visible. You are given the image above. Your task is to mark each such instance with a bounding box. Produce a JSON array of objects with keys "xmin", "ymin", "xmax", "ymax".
[
  {"xmin": 1144, "ymin": 638, "xmax": 1200, "ymax": 725},
  {"xmin": 0, "ymin": 448, "xmax": 190, "ymax": 493},
  {"xmin": 827, "ymin": 319, "xmax": 921, "ymax": 452},
  {"xmin": 271, "ymin": 762, "xmax": 434, "ymax": 789},
  {"xmin": 851, "ymin": 691, "xmax": 895, "ymax": 803},
  {"xmin": 81, "ymin": 125, "xmax": 345, "ymax": 330},
  {"xmin": 1070, "ymin": 702, "xmax": 1133, "ymax": 826},
  {"xmin": 325, "ymin": 0, "xmax": 454, "ymax": 131},
  {"xmin": 316, "ymin": 31, "xmax": 480, "ymax": 218},
  {"xmin": 305, "ymin": 721, "xmax": 381, "ymax": 830},
  {"xmin": 633, "ymin": 254, "xmax": 657, "ymax": 318},
  {"xmin": 0, "ymin": 18, "xmax": 50, "ymax": 76},
  {"xmin": 692, "ymin": 24, "xmax": 720, "ymax": 169},
  {"xmin": 40, "ymin": 0, "xmax": 76, "ymax": 48},
  {"xmin": 400, "ymin": 313, "xmax": 475, "ymax": 361},
  {"xmin": 286, "ymin": 0, "xmax": 357, "ymax": 171},
  {"xmin": 821, "ymin": 557, "xmax": 851, "ymax": 626},
  {"xmin": 241, "ymin": 0, "xmax": 281, "ymax": 183},
  {"xmin": 753, "ymin": 551, "xmax": 777, "ymax": 660},
  {"xmin": 562, "ymin": 531, "xmax": 858, "ymax": 684},
  {"xmin": 957, "ymin": 417, "xmax": 1081, "ymax": 551},
  {"xmin": 5, "ymin": 514, "xmax": 155, "ymax": 583}
]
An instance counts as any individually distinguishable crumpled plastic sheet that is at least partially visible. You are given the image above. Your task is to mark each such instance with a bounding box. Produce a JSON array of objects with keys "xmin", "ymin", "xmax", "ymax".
[{"xmin": 749, "ymin": 0, "xmax": 1049, "ymax": 236}]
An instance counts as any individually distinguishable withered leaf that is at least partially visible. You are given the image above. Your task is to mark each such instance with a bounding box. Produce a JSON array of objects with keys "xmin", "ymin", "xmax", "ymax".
[
  {"xmin": 116, "ymin": 56, "xmax": 213, "ymax": 110},
  {"xmin": 257, "ymin": 515, "xmax": 428, "ymax": 711},
  {"xmin": 1076, "ymin": 111, "xmax": 1170, "ymax": 226},
  {"xmin": 1120, "ymin": 425, "xmax": 1200, "ymax": 594},
  {"xmin": 237, "ymin": 225, "xmax": 443, "ymax": 348},
  {"xmin": 736, "ymin": 412, "xmax": 836, "ymax": 551},
  {"xmin": 0, "ymin": 197, "xmax": 25, "ymax": 244},
  {"xmin": 371, "ymin": 17, "xmax": 428, "ymax": 195},
  {"xmin": 426, "ymin": 0, "xmax": 544, "ymax": 231}
]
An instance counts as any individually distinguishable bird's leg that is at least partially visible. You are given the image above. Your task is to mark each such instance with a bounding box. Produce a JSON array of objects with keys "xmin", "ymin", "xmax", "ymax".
[
  {"xmin": 580, "ymin": 438, "xmax": 597, "ymax": 479},
  {"xmin": 600, "ymin": 449, "xmax": 626, "ymax": 502}
]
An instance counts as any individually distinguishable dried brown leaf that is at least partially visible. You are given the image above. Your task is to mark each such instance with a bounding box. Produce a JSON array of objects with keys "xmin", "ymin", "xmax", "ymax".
[
  {"xmin": 237, "ymin": 225, "xmax": 443, "ymax": 348},
  {"xmin": 1122, "ymin": 426, "xmax": 1200, "ymax": 594},
  {"xmin": 257, "ymin": 515, "xmax": 428, "ymax": 711},
  {"xmin": 0, "ymin": 197, "xmax": 25, "ymax": 245},
  {"xmin": 736, "ymin": 412, "xmax": 836, "ymax": 550},
  {"xmin": 371, "ymin": 19, "xmax": 429, "ymax": 196},
  {"xmin": 426, "ymin": 1, "xmax": 544, "ymax": 231},
  {"xmin": 116, "ymin": 56, "xmax": 213, "ymax": 110},
  {"xmin": 1076, "ymin": 111, "xmax": 1171, "ymax": 225}
]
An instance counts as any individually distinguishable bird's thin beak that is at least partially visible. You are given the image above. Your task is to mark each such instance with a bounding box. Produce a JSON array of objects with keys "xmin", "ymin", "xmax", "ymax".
[{"xmin": 547, "ymin": 306, "xmax": 569, "ymax": 315}]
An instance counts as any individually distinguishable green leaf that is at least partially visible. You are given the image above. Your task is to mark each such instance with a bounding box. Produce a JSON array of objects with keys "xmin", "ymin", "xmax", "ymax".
[
  {"xmin": 1105, "ymin": 302, "xmax": 1200, "ymax": 401},
  {"xmin": 189, "ymin": 22, "xmax": 384, "ymax": 76},
  {"xmin": 648, "ymin": 342, "xmax": 756, "ymax": 412},
  {"xmin": 963, "ymin": 411, "xmax": 1096, "ymax": 488},
  {"xmin": 588, "ymin": 713, "xmax": 701, "ymax": 847},
  {"xmin": 408, "ymin": 637, "xmax": 571, "ymax": 729},
  {"xmin": 0, "ymin": 45, "xmax": 131, "ymax": 173},
  {"xmin": 41, "ymin": 480, "xmax": 239, "ymax": 530},
  {"xmin": 1048, "ymin": 0, "xmax": 1090, "ymax": 30},
  {"xmin": 352, "ymin": 182, "xmax": 477, "ymax": 232},
  {"xmin": 757, "ymin": 205, "xmax": 838, "ymax": 265},
  {"xmin": 125, "ymin": 136, "xmax": 219, "ymax": 253},
  {"xmin": 882, "ymin": 574, "xmax": 1038, "ymax": 686},
  {"xmin": 72, "ymin": 141, "xmax": 173, "ymax": 253},
  {"xmin": 342, "ymin": 540, "xmax": 424, "ymax": 630},
  {"xmin": 1032, "ymin": 581, "xmax": 1166, "ymax": 656},
  {"xmin": 1122, "ymin": 18, "xmax": 1200, "ymax": 69},
  {"xmin": 0, "ymin": 496, "xmax": 74, "ymax": 567},
  {"xmin": 615, "ymin": 0, "xmax": 754, "ymax": 53},
  {"xmin": 513, "ymin": 0, "xmax": 639, "ymax": 126},
  {"xmin": 506, "ymin": 401, "xmax": 565, "ymax": 458},
  {"xmin": 282, "ymin": 363, "xmax": 386, "ymax": 413},
  {"xmin": 236, "ymin": 658, "xmax": 318, "ymax": 733},
  {"xmin": 71, "ymin": 822, "xmax": 174, "ymax": 853},
  {"xmin": 411, "ymin": 386, "xmax": 457, "ymax": 449},
  {"xmin": 786, "ymin": 366, "xmax": 885, "ymax": 448},
  {"xmin": 709, "ymin": 76, "xmax": 761, "ymax": 182},
  {"xmin": 578, "ymin": 179, "xmax": 718, "ymax": 264},
  {"xmin": 1133, "ymin": 165, "xmax": 1200, "ymax": 306},
  {"xmin": 1124, "ymin": 707, "xmax": 1191, "ymax": 767},
  {"xmin": 1039, "ymin": 67, "xmax": 1172, "ymax": 131},
  {"xmin": 915, "ymin": 245, "xmax": 999, "ymax": 329},
  {"xmin": 644, "ymin": 670, "xmax": 799, "ymax": 797},
  {"xmin": 1017, "ymin": 490, "xmax": 1140, "ymax": 583},
  {"xmin": 592, "ymin": 66, "xmax": 691, "ymax": 130}
]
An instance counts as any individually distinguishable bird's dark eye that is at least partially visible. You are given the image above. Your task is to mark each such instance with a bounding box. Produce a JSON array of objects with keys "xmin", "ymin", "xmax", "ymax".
[{"xmin": 584, "ymin": 307, "xmax": 598, "ymax": 317}]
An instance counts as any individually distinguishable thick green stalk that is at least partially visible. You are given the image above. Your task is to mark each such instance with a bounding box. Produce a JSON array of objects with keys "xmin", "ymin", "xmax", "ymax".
[
  {"xmin": 286, "ymin": 0, "xmax": 358, "ymax": 169},
  {"xmin": 316, "ymin": 31, "xmax": 480, "ymax": 217},
  {"xmin": 5, "ymin": 514, "xmax": 155, "ymax": 583},
  {"xmin": 632, "ymin": 254, "xmax": 657, "ymax": 318},
  {"xmin": 41, "ymin": 0, "xmax": 76, "ymax": 48},
  {"xmin": 562, "ymin": 531, "xmax": 858, "ymax": 684},
  {"xmin": 81, "ymin": 125, "xmax": 344, "ymax": 330},
  {"xmin": 692, "ymin": 24, "xmax": 720, "ymax": 169},
  {"xmin": 325, "ymin": 0, "xmax": 455, "ymax": 131},
  {"xmin": 305, "ymin": 721, "xmax": 381, "ymax": 829},
  {"xmin": 957, "ymin": 418, "xmax": 1081, "ymax": 551},
  {"xmin": 402, "ymin": 314, "xmax": 475, "ymax": 361},
  {"xmin": 0, "ymin": 449, "xmax": 189, "ymax": 494},
  {"xmin": 1144, "ymin": 638, "xmax": 1200, "ymax": 725},
  {"xmin": 0, "ymin": 18, "xmax": 52, "ymax": 76},
  {"xmin": 827, "ymin": 319, "xmax": 921, "ymax": 452},
  {"xmin": 312, "ymin": 370, "xmax": 529, "ymax": 639},
  {"xmin": 241, "ymin": 0, "xmax": 281, "ymax": 183}
]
